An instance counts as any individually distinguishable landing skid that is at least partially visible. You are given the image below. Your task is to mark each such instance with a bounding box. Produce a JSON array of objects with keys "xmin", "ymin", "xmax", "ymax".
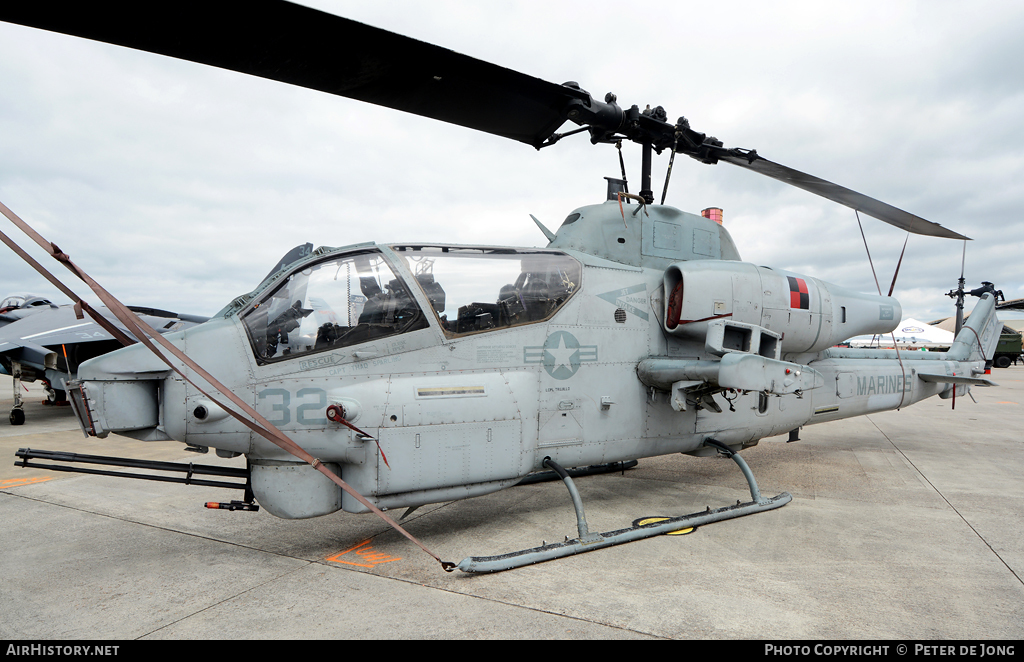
[
  {"xmin": 455, "ymin": 441, "xmax": 792, "ymax": 573},
  {"xmin": 9, "ymin": 360, "xmax": 24, "ymax": 425}
]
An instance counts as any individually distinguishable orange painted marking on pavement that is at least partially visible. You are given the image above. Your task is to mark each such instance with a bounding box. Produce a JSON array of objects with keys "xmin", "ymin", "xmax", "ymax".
[
  {"xmin": 326, "ymin": 539, "xmax": 402, "ymax": 568},
  {"xmin": 0, "ymin": 476, "xmax": 53, "ymax": 488},
  {"xmin": 996, "ymin": 401, "xmax": 1019, "ymax": 404}
]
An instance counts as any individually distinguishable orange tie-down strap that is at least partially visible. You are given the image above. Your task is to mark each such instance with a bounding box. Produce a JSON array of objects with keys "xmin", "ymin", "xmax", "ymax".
[{"xmin": 0, "ymin": 199, "xmax": 456, "ymax": 572}]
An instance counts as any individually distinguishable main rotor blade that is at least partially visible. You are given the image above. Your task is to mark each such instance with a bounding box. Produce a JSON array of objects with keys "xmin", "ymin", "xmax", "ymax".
[
  {"xmin": 2, "ymin": 3, "xmax": 969, "ymax": 240},
  {"xmin": 0, "ymin": 1, "xmax": 573, "ymax": 146},
  {"xmin": 717, "ymin": 153, "xmax": 969, "ymax": 240}
]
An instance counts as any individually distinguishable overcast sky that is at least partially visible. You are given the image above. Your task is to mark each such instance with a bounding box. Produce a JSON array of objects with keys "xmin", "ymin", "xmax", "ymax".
[{"xmin": 1, "ymin": 1, "xmax": 1022, "ymax": 325}]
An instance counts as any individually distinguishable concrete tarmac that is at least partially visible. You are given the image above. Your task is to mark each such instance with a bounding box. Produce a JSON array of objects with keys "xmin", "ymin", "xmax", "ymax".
[{"xmin": 1, "ymin": 370, "xmax": 1022, "ymax": 640}]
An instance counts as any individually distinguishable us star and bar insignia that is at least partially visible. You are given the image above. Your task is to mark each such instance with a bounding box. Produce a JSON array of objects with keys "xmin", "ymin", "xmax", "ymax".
[{"xmin": 524, "ymin": 330, "xmax": 598, "ymax": 380}]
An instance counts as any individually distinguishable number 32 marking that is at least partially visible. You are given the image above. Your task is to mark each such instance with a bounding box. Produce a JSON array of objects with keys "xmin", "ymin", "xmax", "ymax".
[{"xmin": 258, "ymin": 387, "xmax": 327, "ymax": 426}]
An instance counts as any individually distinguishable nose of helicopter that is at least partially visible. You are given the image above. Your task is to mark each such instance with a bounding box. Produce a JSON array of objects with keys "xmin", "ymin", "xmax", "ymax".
[
  {"xmin": 70, "ymin": 316, "xmax": 242, "ymax": 439},
  {"xmin": 70, "ymin": 339, "xmax": 170, "ymax": 438},
  {"xmin": 69, "ymin": 316, "xmax": 263, "ymax": 442}
]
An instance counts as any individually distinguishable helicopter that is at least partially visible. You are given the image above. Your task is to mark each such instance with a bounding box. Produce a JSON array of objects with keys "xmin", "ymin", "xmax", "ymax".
[{"xmin": 0, "ymin": 2, "xmax": 1004, "ymax": 573}]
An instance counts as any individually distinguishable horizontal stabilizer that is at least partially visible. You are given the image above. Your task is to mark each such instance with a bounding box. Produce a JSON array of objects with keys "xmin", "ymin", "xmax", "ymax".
[{"xmin": 916, "ymin": 373, "xmax": 997, "ymax": 387}]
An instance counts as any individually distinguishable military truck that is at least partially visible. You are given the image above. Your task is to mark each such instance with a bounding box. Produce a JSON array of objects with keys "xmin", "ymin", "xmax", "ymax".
[{"xmin": 993, "ymin": 327, "xmax": 1023, "ymax": 368}]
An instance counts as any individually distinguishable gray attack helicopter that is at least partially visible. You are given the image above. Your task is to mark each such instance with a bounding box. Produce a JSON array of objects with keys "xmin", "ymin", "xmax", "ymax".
[{"xmin": 1, "ymin": 3, "xmax": 1003, "ymax": 573}]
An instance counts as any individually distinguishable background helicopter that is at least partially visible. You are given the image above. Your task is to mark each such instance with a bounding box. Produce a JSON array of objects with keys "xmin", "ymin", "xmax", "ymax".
[{"xmin": 0, "ymin": 1, "xmax": 1015, "ymax": 569}]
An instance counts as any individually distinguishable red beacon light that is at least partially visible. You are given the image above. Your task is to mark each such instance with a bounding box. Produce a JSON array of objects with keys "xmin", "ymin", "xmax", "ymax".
[{"xmin": 701, "ymin": 207, "xmax": 723, "ymax": 224}]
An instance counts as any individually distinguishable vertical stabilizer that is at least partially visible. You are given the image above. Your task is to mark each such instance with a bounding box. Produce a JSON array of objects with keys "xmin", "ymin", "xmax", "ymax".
[{"xmin": 947, "ymin": 293, "xmax": 1001, "ymax": 361}]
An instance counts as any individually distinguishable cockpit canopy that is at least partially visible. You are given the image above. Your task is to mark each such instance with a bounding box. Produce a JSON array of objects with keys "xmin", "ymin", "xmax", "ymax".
[
  {"xmin": 391, "ymin": 246, "xmax": 581, "ymax": 337},
  {"xmin": 240, "ymin": 245, "xmax": 582, "ymax": 363},
  {"xmin": 0, "ymin": 294, "xmax": 55, "ymax": 312}
]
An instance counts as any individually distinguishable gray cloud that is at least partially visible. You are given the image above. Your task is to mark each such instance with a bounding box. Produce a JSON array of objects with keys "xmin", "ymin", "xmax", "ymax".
[{"xmin": 1, "ymin": 0, "xmax": 1022, "ymax": 325}]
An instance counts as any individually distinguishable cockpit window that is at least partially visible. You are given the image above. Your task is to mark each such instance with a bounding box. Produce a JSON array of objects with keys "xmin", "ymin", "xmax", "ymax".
[
  {"xmin": 391, "ymin": 246, "xmax": 581, "ymax": 337},
  {"xmin": 242, "ymin": 250, "xmax": 426, "ymax": 362},
  {"xmin": 0, "ymin": 295, "xmax": 27, "ymax": 310}
]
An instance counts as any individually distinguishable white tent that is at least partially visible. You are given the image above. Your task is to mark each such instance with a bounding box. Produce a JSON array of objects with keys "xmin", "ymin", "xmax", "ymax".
[
  {"xmin": 892, "ymin": 318, "xmax": 955, "ymax": 344},
  {"xmin": 849, "ymin": 318, "xmax": 954, "ymax": 349}
]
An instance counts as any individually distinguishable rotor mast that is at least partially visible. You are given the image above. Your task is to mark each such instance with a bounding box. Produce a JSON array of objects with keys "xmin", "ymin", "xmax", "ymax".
[
  {"xmin": 640, "ymin": 141, "xmax": 654, "ymax": 205},
  {"xmin": 947, "ymin": 241, "xmax": 967, "ymax": 336},
  {"xmin": 551, "ymin": 88, "xmax": 694, "ymax": 206}
]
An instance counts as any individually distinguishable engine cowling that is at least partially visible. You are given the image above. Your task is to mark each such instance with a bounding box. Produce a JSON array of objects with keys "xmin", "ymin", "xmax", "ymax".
[{"xmin": 663, "ymin": 260, "xmax": 900, "ymax": 354}]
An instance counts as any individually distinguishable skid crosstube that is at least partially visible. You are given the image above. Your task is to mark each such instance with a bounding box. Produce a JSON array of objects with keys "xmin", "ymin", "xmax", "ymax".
[{"xmin": 457, "ymin": 441, "xmax": 791, "ymax": 573}]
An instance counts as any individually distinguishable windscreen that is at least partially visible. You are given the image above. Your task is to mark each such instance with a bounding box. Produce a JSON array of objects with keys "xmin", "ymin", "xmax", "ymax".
[{"xmin": 242, "ymin": 250, "xmax": 426, "ymax": 362}]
